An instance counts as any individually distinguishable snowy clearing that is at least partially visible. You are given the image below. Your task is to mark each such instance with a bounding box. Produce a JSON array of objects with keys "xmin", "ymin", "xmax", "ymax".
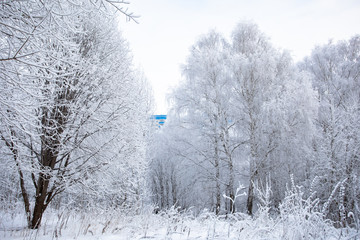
[{"xmin": 1, "ymin": 207, "xmax": 357, "ymax": 240}]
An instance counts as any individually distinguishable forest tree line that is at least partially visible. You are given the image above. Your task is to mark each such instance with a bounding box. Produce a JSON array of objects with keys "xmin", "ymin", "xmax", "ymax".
[{"xmin": 149, "ymin": 23, "xmax": 360, "ymax": 227}]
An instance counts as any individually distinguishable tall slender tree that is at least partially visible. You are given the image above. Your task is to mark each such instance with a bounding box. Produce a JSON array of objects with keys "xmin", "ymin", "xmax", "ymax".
[{"xmin": 230, "ymin": 22, "xmax": 317, "ymax": 214}]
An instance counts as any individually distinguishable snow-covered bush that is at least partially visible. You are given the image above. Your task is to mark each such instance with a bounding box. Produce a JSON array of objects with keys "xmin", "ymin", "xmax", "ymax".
[
  {"xmin": 235, "ymin": 177, "xmax": 348, "ymax": 239},
  {"xmin": 278, "ymin": 178, "xmax": 335, "ymax": 239}
]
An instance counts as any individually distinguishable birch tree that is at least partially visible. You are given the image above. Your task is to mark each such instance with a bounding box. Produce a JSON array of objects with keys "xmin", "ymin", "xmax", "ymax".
[
  {"xmin": 230, "ymin": 22, "xmax": 317, "ymax": 215},
  {"xmin": 170, "ymin": 31, "xmax": 232, "ymax": 214}
]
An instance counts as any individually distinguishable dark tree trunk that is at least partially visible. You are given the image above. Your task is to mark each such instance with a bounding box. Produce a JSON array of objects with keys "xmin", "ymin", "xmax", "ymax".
[
  {"xmin": 31, "ymin": 193, "xmax": 47, "ymax": 229},
  {"xmin": 215, "ymin": 179, "xmax": 221, "ymax": 215},
  {"xmin": 246, "ymin": 176, "xmax": 254, "ymax": 216},
  {"xmin": 229, "ymin": 191, "xmax": 235, "ymax": 214},
  {"xmin": 30, "ymin": 146, "xmax": 58, "ymax": 229},
  {"xmin": 18, "ymin": 164, "xmax": 32, "ymax": 228},
  {"xmin": 171, "ymin": 170, "xmax": 177, "ymax": 206},
  {"xmin": 30, "ymin": 171, "xmax": 52, "ymax": 229},
  {"xmin": 1, "ymin": 133, "xmax": 32, "ymax": 227}
]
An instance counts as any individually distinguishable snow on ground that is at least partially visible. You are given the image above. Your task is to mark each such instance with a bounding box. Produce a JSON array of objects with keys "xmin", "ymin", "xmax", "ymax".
[{"xmin": 1, "ymin": 207, "xmax": 358, "ymax": 240}]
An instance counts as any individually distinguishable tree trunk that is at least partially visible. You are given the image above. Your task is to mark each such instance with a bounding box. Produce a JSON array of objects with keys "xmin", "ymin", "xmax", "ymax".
[
  {"xmin": 18, "ymin": 165, "xmax": 32, "ymax": 228},
  {"xmin": 214, "ymin": 137, "xmax": 221, "ymax": 215},
  {"xmin": 247, "ymin": 108, "xmax": 257, "ymax": 216},
  {"xmin": 229, "ymin": 192, "xmax": 235, "ymax": 214},
  {"xmin": 247, "ymin": 160, "xmax": 256, "ymax": 216},
  {"xmin": 171, "ymin": 170, "xmax": 177, "ymax": 206},
  {"xmin": 31, "ymin": 197, "xmax": 46, "ymax": 229},
  {"xmin": 220, "ymin": 126, "xmax": 235, "ymax": 214},
  {"xmin": 30, "ymin": 146, "xmax": 57, "ymax": 229},
  {"xmin": 215, "ymin": 180, "xmax": 221, "ymax": 215},
  {"xmin": 228, "ymin": 158, "xmax": 235, "ymax": 214},
  {"xmin": 31, "ymin": 172, "xmax": 51, "ymax": 229},
  {"xmin": 1, "ymin": 133, "xmax": 32, "ymax": 227},
  {"xmin": 15, "ymin": 149, "xmax": 32, "ymax": 227},
  {"xmin": 246, "ymin": 177, "xmax": 254, "ymax": 216}
]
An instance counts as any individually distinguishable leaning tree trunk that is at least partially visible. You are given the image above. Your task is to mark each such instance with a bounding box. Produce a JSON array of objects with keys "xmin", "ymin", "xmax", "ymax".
[
  {"xmin": 1, "ymin": 131, "xmax": 32, "ymax": 227},
  {"xmin": 31, "ymin": 147, "xmax": 58, "ymax": 229},
  {"xmin": 17, "ymin": 161, "xmax": 32, "ymax": 228},
  {"xmin": 31, "ymin": 176, "xmax": 49, "ymax": 229}
]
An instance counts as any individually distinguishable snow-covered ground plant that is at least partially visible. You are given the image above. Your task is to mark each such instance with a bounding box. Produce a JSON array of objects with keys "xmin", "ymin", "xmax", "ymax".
[
  {"xmin": 1, "ymin": 201, "xmax": 356, "ymax": 240},
  {"xmin": 233, "ymin": 177, "xmax": 356, "ymax": 240},
  {"xmin": 277, "ymin": 178, "xmax": 335, "ymax": 239}
]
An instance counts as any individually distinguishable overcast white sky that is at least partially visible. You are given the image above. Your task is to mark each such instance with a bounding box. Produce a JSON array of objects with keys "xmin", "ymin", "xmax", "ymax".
[{"xmin": 120, "ymin": 0, "xmax": 360, "ymax": 114}]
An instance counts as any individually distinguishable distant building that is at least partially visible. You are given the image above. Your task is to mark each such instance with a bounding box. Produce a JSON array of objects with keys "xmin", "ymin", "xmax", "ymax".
[{"xmin": 150, "ymin": 115, "xmax": 167, "ymax": 128}]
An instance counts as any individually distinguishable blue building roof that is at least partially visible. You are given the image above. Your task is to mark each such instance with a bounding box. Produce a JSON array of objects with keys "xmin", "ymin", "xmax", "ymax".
[
  {"xmin": 151, "ymin": 115, "xmax": 167, "ymax": 128},
  {"xmin": 150, "ymin": 115, "xmax": 167, "ymax": 120}
]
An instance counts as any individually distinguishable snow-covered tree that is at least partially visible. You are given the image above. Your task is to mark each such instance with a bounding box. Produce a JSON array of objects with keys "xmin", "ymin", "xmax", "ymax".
[
  {"xmin": 173, "ymin": 31, "xmax": 237, "ymax": 214},
  {"xmin": 300, "ymin": 35, "xmax": 360, "ymax": 225},
  {"xmin": 230, "ymin": 22, "xmax": 317, "ymax": 214},
  {"xmin": 150, "ymin": 22, "xmax": 317, "ymax": 217},
  {"xmin": 0, "ymin": 0, "xmax": 150, "ymax": 229}
]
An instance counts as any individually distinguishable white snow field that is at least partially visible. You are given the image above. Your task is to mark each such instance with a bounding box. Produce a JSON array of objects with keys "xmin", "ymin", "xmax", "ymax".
[{"xmin": 1, "ymin": 206, "xmax": 357, "ymax": 240}]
